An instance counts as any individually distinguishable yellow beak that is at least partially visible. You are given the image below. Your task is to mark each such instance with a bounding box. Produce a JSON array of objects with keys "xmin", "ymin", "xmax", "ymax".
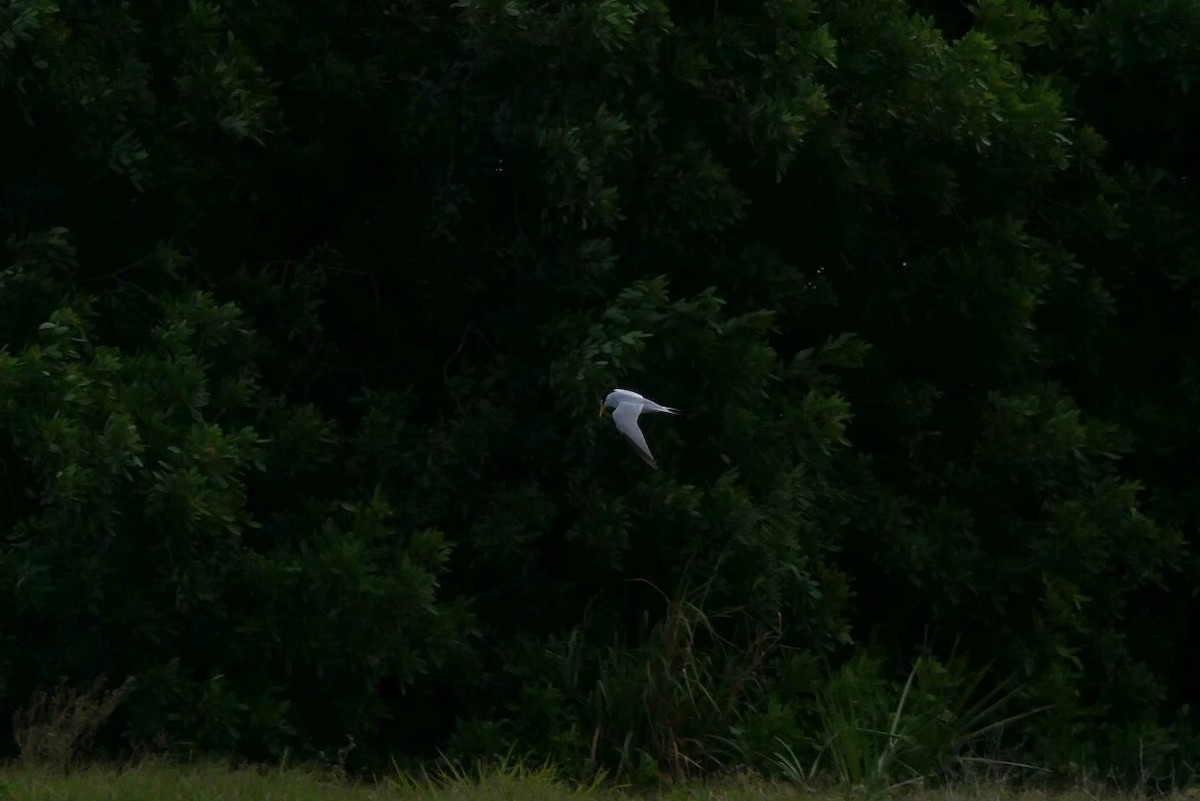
[{"xmin": 598, "ymin": 402, "xmax": 609, "ymax": 418}]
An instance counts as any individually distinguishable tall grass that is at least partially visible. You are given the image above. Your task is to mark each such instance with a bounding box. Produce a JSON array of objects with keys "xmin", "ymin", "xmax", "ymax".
[
  {"xmin": 558, "ymin": 578, "xmax": 782, "ymax": 784},
  {"xmin": 786, "ymin": 651, "xmax": 1049, "ymax": 798},
  {"xmin": 11, "ymin": 675, "xmax": 137, "ymax": 772},
  {"xmin": 0, "ymin": 759, "xmax": 1191, "ymax": 801},
  {"xmin": 537, "ymin": 574, "xmax": 1054, "ymax": 792}
]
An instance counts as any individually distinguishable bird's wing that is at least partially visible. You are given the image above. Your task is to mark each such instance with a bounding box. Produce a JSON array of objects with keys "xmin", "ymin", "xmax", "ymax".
[{"xmin": 612, "ymin": 402, "xmax": 658, "ymax": 469}]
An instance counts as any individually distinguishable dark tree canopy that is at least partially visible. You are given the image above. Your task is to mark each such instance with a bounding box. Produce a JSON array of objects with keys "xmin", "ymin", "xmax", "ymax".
[{"xmin": 1, "ymin": 0, "xmax": 1197, "ymax": 784}]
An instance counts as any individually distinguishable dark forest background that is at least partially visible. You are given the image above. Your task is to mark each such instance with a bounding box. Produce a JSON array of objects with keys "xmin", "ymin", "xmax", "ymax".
[{"xmin": 2, "ymin": 0, "xmax": 1198, "ymax": 787}]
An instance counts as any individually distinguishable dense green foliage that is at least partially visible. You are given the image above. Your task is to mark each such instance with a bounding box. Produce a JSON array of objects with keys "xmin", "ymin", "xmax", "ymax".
[{"xmin": 1, "ymin": 0, "xmax": 1197, "ymax": 786}]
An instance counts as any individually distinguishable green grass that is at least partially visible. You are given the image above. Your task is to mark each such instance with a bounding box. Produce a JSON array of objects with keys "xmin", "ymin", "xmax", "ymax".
[{"xmin": 0, "ymin": 760, "xmax": 1193, "ymax": 801}]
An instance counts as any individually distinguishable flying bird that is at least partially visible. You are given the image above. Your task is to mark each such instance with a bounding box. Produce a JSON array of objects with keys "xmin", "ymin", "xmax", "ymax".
[{"xmin": 598, "ymin": 388, "xmax": 680, "ymax": 469}]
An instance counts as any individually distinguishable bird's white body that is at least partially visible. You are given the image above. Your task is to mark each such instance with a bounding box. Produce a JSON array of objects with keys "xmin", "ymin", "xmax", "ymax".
[{"xmin": 600, "ymin": 388, "xmax": 680, "ymax": 469}]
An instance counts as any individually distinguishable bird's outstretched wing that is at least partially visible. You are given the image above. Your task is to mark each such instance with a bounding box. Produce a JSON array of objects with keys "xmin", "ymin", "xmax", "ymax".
[{"xmin": 612, "ymin": 402, "xmax": 658, "ymax": 469}]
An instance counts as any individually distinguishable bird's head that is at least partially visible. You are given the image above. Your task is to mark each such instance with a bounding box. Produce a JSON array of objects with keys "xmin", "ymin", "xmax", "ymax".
[{"xmin": 598, "ymin": 390, "xmax": 618, "ymax": 418}]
